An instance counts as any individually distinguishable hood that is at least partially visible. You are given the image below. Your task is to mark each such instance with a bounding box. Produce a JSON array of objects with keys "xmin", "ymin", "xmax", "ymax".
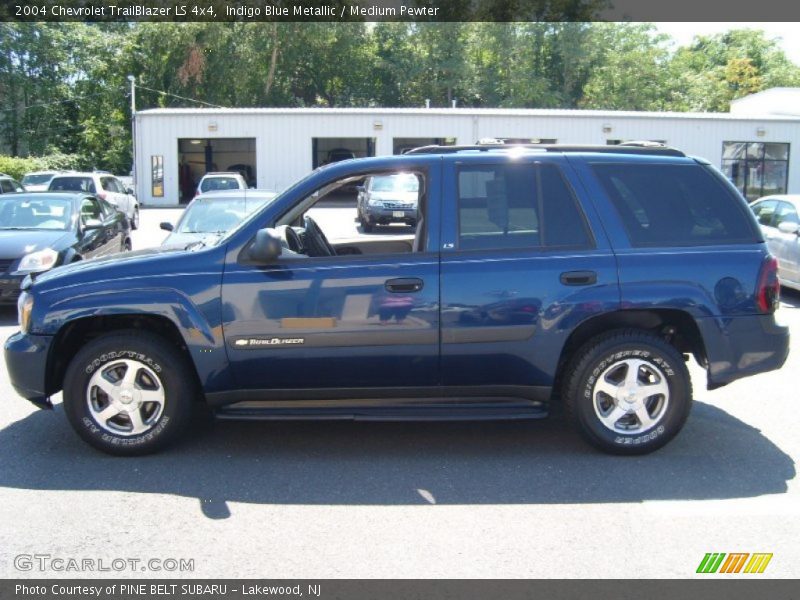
[
  {"xmin": 32, "ymin": 243, "xmax": 193, "ymax": 287},
  {"xmin": 0, "ymin": 230, "xmax": 74, "ymax": 259},
  {"xmin": 24, "ymin": 184, "xmax": 49, "ymax": 192}
]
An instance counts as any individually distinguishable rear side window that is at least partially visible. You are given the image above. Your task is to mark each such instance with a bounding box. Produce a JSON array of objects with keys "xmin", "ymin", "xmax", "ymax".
[
  {"xmin": 50, "ymin": 177, "xmax": 96, "ymax": 193},
  {"xmin": 592, "ymin": 163, "xmax": 759, "ymax": 247},
  {"xmin": 457, "ymin": 163, "xmax": 592, "ymax": 251}
]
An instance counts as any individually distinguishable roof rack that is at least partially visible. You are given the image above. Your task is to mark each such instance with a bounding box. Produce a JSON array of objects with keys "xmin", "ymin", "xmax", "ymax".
[{"xmin": 405, "ymin": 142, "xmax": 686, "ymax": 157}]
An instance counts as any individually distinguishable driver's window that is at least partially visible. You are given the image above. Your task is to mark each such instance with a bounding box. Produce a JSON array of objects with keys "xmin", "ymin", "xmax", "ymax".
[
  {"xmin": 81, "ymin": 198, "xmax": 102, "ymax": 223},
  {"xmin": 278, "ymin": 170, "xmax": 426, "ymax": 259}
]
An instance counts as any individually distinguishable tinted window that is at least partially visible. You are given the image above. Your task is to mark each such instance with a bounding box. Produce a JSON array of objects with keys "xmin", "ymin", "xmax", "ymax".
[
  {"xmin": 457, "ymin": 163, "xmax": 591, "ymax": 251},
  {"xmin": 200, "ymin": 177, "xmax": 241, "ymax": 192},
  {"xmin": 80, "ymin": 198, "xmax": 103, "ymax": 221},
  {"xmin": 50, "ymin": 177, "xmax": 96, "ymax": 193},
  {"xmin": 592, "ymin": 163, "xmax": 758, "ymax": 247},
  {"xmin": 752, "ymin": 200, "xmax": 778, "ymax": 227},
  {"xmin": 0, "ymin": 180, "xmax": 14, "ymax": 193}
]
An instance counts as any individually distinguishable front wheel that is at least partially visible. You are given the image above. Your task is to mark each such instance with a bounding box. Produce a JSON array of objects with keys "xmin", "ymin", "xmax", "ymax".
[
  {"xmin": 563, "ymin": 329, "xmax": 692, "ymax": 455},
  {"xmin": 63, "ymin": 331, "xmax": 196, "ymax": 455}
]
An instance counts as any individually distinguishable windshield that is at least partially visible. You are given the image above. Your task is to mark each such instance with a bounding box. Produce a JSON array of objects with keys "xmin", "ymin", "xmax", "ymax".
[
  {"xmin": 177, "ymin": 196, "xmax": 273, "ymax": 234},
  {"xmin": 49, "ymin": 177, "xmax": 95, "ymax": 193},
  {"xmin": 200, "ymin": 177, "xmax": 240, "ymax": 192},
  {"xmin": 22, "ymin": 174, "xmax": 54, "ymax": 186},
  {"xmin": 0, "ymin": 197, "xmax": 72, "ymax": 230},
  {"xmin": 371, "ymin": 174, "xmax": 419, "ymax": 193}
]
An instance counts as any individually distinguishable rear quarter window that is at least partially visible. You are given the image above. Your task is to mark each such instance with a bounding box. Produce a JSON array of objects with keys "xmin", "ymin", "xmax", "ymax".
[{"xmin": 592, "ymin": 163, "xmax": 759, "ymax": 247}]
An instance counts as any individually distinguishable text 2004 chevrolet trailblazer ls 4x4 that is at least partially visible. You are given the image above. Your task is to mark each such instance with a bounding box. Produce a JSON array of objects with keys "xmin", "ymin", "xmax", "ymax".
[{"xmin": 5, "ymin": 144, "xmax": 790, "ymax": 455}]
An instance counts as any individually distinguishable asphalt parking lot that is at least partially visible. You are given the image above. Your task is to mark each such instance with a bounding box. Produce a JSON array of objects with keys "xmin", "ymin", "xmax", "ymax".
[{"xmin": 0, "ymin": 208, "xmax": 798, "ymax": 578}]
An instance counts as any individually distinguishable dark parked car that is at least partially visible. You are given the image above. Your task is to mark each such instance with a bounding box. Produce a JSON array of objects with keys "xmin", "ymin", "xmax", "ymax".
[
  {"xmin": 0, "ymin": 192, "xmax": 131, "ymax": 304},
  {"xmin": 4, "ymin": 144, "xmax": 789, "ymax": 456},
  {"xmin": 357, "ymin": 173, "xmax": 420, "ymax": 232}
]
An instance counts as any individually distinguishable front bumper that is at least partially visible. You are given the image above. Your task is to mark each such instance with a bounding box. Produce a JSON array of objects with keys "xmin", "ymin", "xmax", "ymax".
[
  {"xmin": 364, "ymin": 206, "xmax": 418, "ymax": 225},
  {"xmin": 4, "ymin": 331, "xmax": 53, "ymax": 409},
  {"xmin": 698, "ymin": 314, "xmax": 790, "ymax": 388}
]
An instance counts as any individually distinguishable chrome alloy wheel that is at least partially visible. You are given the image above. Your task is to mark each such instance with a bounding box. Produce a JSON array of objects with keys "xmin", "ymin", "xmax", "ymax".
[
  {"xmin": 592, "ymin": 358, "xmax": 670, "ymax": 434},
  {"xmin": 86, "ymin": 359, "xmax": 165, "ymax": 436}
]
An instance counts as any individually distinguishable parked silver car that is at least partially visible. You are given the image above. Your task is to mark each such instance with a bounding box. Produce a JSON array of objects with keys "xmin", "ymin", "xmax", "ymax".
[
  {"xmin": 751, "ymin": 195, "xmax": 800, "ymax": 291},
  {"xmin": 160, "ymin": 189, "xmax": 277, "ymax": 246}
]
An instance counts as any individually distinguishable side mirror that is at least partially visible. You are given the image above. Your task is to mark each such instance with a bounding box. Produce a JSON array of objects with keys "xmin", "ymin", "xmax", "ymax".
[
  {"xmin": 356, "ymin": 185, "xmax": 365, "ymax": 193},
  {"xmin": 777, "ymin": 220, "xmax": 799, "ymax": 235},
  {"xmin": 126, "ymin": 187, "xmax": 134, "ymax": 195},
  {"xmin": 83, "ymin": 218, "xmax": 103, "ymax": 230},
  {"xmin": 160, "ymin": 222, "xmax": 174, "ymax": 231},
  {"xmin": 249, "ymin": 228, "xmax": 282, "ymax": 263}
]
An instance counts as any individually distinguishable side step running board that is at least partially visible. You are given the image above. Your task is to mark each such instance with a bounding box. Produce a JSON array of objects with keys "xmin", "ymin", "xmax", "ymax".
[{"xmin": 215, "ymin": 400, "xmax": 548, "ymax": 422}]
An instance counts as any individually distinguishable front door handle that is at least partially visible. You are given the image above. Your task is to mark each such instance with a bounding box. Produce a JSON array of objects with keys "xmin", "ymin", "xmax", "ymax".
[
  {"xmin": 385, "ymin": 278, "xmax": 424, "ymax": 293},
  {"xmin": 560, "ymin": 270, "xmax": 597, "ymax": 286}
]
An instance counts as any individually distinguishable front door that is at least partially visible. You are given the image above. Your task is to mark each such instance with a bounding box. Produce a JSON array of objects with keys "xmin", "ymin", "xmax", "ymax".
[{"xmin": 221, "ymin": 163, "xmax": 442, "ymax": 393}]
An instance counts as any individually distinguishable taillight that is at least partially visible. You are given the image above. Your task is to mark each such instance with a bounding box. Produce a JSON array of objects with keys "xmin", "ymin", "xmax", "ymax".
[{"xmin": 756, "ymin": 255, "xmax": 780, "ymax": 313}]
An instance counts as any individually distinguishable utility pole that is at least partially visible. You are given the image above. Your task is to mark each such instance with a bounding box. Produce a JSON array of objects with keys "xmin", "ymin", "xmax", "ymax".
[{"xmin": 127, "ymin": 75, "xmax": 137, "ymax": 197}]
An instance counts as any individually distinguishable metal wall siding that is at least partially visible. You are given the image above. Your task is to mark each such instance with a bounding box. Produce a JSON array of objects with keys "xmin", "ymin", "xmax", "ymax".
[{"xmin": 135, "ymin": 110, "xmax": 800, "ymax": 205}]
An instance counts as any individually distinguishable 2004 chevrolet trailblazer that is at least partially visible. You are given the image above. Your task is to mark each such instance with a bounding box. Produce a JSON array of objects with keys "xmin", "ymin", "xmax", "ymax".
[{"xmin": 4, "ymin": 144, "xmax": 790, "ymax": 455}]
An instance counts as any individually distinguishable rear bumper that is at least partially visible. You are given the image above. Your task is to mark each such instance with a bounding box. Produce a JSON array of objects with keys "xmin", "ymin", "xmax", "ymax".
[
  {"xmin": 698, "ymin": 314, "xmax": 790, "ymax": 388},
  {"xmin": 4, "ymin": 331, "xmax": 52, "ymax": 409}
]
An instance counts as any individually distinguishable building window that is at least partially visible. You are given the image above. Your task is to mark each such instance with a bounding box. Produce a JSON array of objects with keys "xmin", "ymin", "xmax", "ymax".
[
  {"xmin": 151, "ymin": 155, "xmax": 164, "ymax": 198},
  {"xmin": 721, "ymin": 142, "xmax": 789, "ymax": 202}
]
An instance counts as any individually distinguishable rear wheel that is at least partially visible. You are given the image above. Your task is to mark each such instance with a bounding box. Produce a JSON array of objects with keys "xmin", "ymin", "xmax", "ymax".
[
  {"xmin": 563, "ymin": 329, "xmax": 692, "ymax": 455},
  {"xmin": 63, "ymin": 331, "xmax": 196, "ymax": 455}
]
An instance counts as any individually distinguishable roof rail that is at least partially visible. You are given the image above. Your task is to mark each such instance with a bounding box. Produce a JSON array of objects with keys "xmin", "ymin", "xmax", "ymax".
[{"xmin": 405, "ymin": 143, "xmax": 686, "ymax": 157}]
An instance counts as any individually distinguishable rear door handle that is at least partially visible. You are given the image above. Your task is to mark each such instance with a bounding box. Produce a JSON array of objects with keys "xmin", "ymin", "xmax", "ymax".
[
  {"xmin": 560, "ymin": 270, "xmax": 597, "ymax": 286},
  {"xmin": 385, "ymin": 278, "xmax": 424, "ymax": 293}
]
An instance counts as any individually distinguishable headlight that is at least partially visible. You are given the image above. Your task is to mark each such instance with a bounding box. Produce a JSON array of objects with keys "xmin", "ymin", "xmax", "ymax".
[
  {"xmin": 18, "ymin": 292, "xmax": 33, "ymax": 334},
  {"xmin": 15, "ymin": 248, "xmax": 58, "ymax": 275}
]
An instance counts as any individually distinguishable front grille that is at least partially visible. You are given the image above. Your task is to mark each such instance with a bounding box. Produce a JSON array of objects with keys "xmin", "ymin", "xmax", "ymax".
[
  {"xmin": 0, "ymin": 259, "xmax": 14, "ymax": 274},
  {"xmin": 381, "ymin": 202, "xmax": 414, "ymax": 210}
]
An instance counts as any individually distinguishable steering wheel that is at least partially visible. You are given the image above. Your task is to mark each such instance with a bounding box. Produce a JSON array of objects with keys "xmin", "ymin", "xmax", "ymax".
[
  {"xmin": 284, "ymin": 226, "xmax": 304, "ymax": 254},
  {"xmin": 303, "ymin": 216, "xmax": 336, "ymax": 257}
]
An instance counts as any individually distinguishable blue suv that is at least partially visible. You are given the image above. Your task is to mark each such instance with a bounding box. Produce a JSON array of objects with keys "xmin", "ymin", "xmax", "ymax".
[{"xmin": 4, "ymin": 144, "xmax": 790, "ymax": 455}]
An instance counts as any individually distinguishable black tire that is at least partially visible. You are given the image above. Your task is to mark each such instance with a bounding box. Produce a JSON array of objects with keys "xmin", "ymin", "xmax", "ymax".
[
  {"xmin": 123, "ymin": 237, "xmax": 132, "ymax": 252},
  {"xmin": 130, "ymin": 206, "xmax": 140, "ymax": 230},
  {"xmin": 563, "ymin": 329, "xmax": 692, "ymax": 455},
  {"xmin": 362, "ymin": 219, "xmax": 374, "ymax": 233},
  {"xmin": 62, "ymin": 331, "xmax": 196, "ymax": 456}
]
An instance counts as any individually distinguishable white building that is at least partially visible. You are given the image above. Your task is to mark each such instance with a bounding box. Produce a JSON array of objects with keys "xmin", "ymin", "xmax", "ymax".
[{"xmin": 133, "ymin": 91, "xmax": 800, "ymax": 205}]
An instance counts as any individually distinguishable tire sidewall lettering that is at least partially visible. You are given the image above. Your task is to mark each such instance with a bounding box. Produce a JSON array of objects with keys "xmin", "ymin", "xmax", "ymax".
[
  {"xmin": 581, "ymin": 347, "xmax": 676, "ymax": 447},
  {"xmin": 81, "ymin": 350, "xmax": 167, "ymax": 445}
]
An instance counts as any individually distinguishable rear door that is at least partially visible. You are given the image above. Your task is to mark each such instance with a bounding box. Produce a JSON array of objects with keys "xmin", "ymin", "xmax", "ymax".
[{"xmin": 439, "ymin": 155, "xmax": 619, "ymax": 394}]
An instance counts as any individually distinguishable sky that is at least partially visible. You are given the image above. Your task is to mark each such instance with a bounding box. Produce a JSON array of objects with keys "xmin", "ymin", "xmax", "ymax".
[{"xmin": 655, "ymin": 23, "xmax": 800, "ymax": 65}]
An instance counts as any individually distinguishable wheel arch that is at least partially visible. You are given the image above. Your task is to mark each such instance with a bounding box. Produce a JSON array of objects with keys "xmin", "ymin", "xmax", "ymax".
[
  {"xmin": 556, "ymin": 309, "xmax": 708, "ymax": 385},
  {"xmin": 45, "ymin": 314, "xmax": 203, "ymax": 399}
]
